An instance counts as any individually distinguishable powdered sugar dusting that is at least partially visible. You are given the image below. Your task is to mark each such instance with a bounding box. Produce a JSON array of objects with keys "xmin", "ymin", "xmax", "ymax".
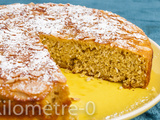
[{"xmin": 0, "ymin": 3, "xmax": 66, "ymax": 87}]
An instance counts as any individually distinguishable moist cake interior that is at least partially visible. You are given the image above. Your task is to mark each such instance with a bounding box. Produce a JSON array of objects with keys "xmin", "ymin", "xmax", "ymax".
[{"xmin": 40, "ymin": 34, "xmax": 149, "ymax": 88}]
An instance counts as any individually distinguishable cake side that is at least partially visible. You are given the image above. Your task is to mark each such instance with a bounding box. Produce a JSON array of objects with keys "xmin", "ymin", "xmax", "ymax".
[
  {"xmin": 0, "ymin": 81, "xmax": 71, "ymax": 120},
  {"xmin": 40, "ymin": 34, "xmax": 152, "ymax": 88}
]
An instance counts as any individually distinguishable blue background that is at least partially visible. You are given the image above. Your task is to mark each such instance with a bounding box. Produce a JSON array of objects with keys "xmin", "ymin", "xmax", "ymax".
[{"xmin": 0, "ymin": 0, "xmax": 160, "ymax": 119}]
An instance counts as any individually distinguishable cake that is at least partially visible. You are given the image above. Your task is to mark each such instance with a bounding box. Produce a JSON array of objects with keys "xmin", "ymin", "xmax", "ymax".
[{"xmin": 0, "ymin": 2, "xmax": 153, "ymax": 119}]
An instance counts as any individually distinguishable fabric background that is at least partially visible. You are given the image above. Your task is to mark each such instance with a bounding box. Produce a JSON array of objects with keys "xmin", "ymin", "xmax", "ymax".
[{"xmin": 0, "ymin": 0, "xmax": 160, "ymax": 119}]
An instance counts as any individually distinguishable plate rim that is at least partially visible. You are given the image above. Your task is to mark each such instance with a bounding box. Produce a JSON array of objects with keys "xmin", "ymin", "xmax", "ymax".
[{"xmin": 110, "ymin": 38, "xmax": 160, "ymax": 120}]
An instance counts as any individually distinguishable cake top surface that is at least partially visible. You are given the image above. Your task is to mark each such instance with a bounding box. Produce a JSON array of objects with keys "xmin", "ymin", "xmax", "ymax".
[
  {"xmin": 0, "ymin": 3, "xmax": 152, "ymax": 100},
  {"xmin": 0, "ymin": 3, "xmax": 152, "ymax": 47}
]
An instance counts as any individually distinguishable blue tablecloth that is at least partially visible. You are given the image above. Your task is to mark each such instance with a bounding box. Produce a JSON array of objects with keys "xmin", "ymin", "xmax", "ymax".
[{"xmin": 1, "ymin": 0, "xmax": 160, "ymax": 119}]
